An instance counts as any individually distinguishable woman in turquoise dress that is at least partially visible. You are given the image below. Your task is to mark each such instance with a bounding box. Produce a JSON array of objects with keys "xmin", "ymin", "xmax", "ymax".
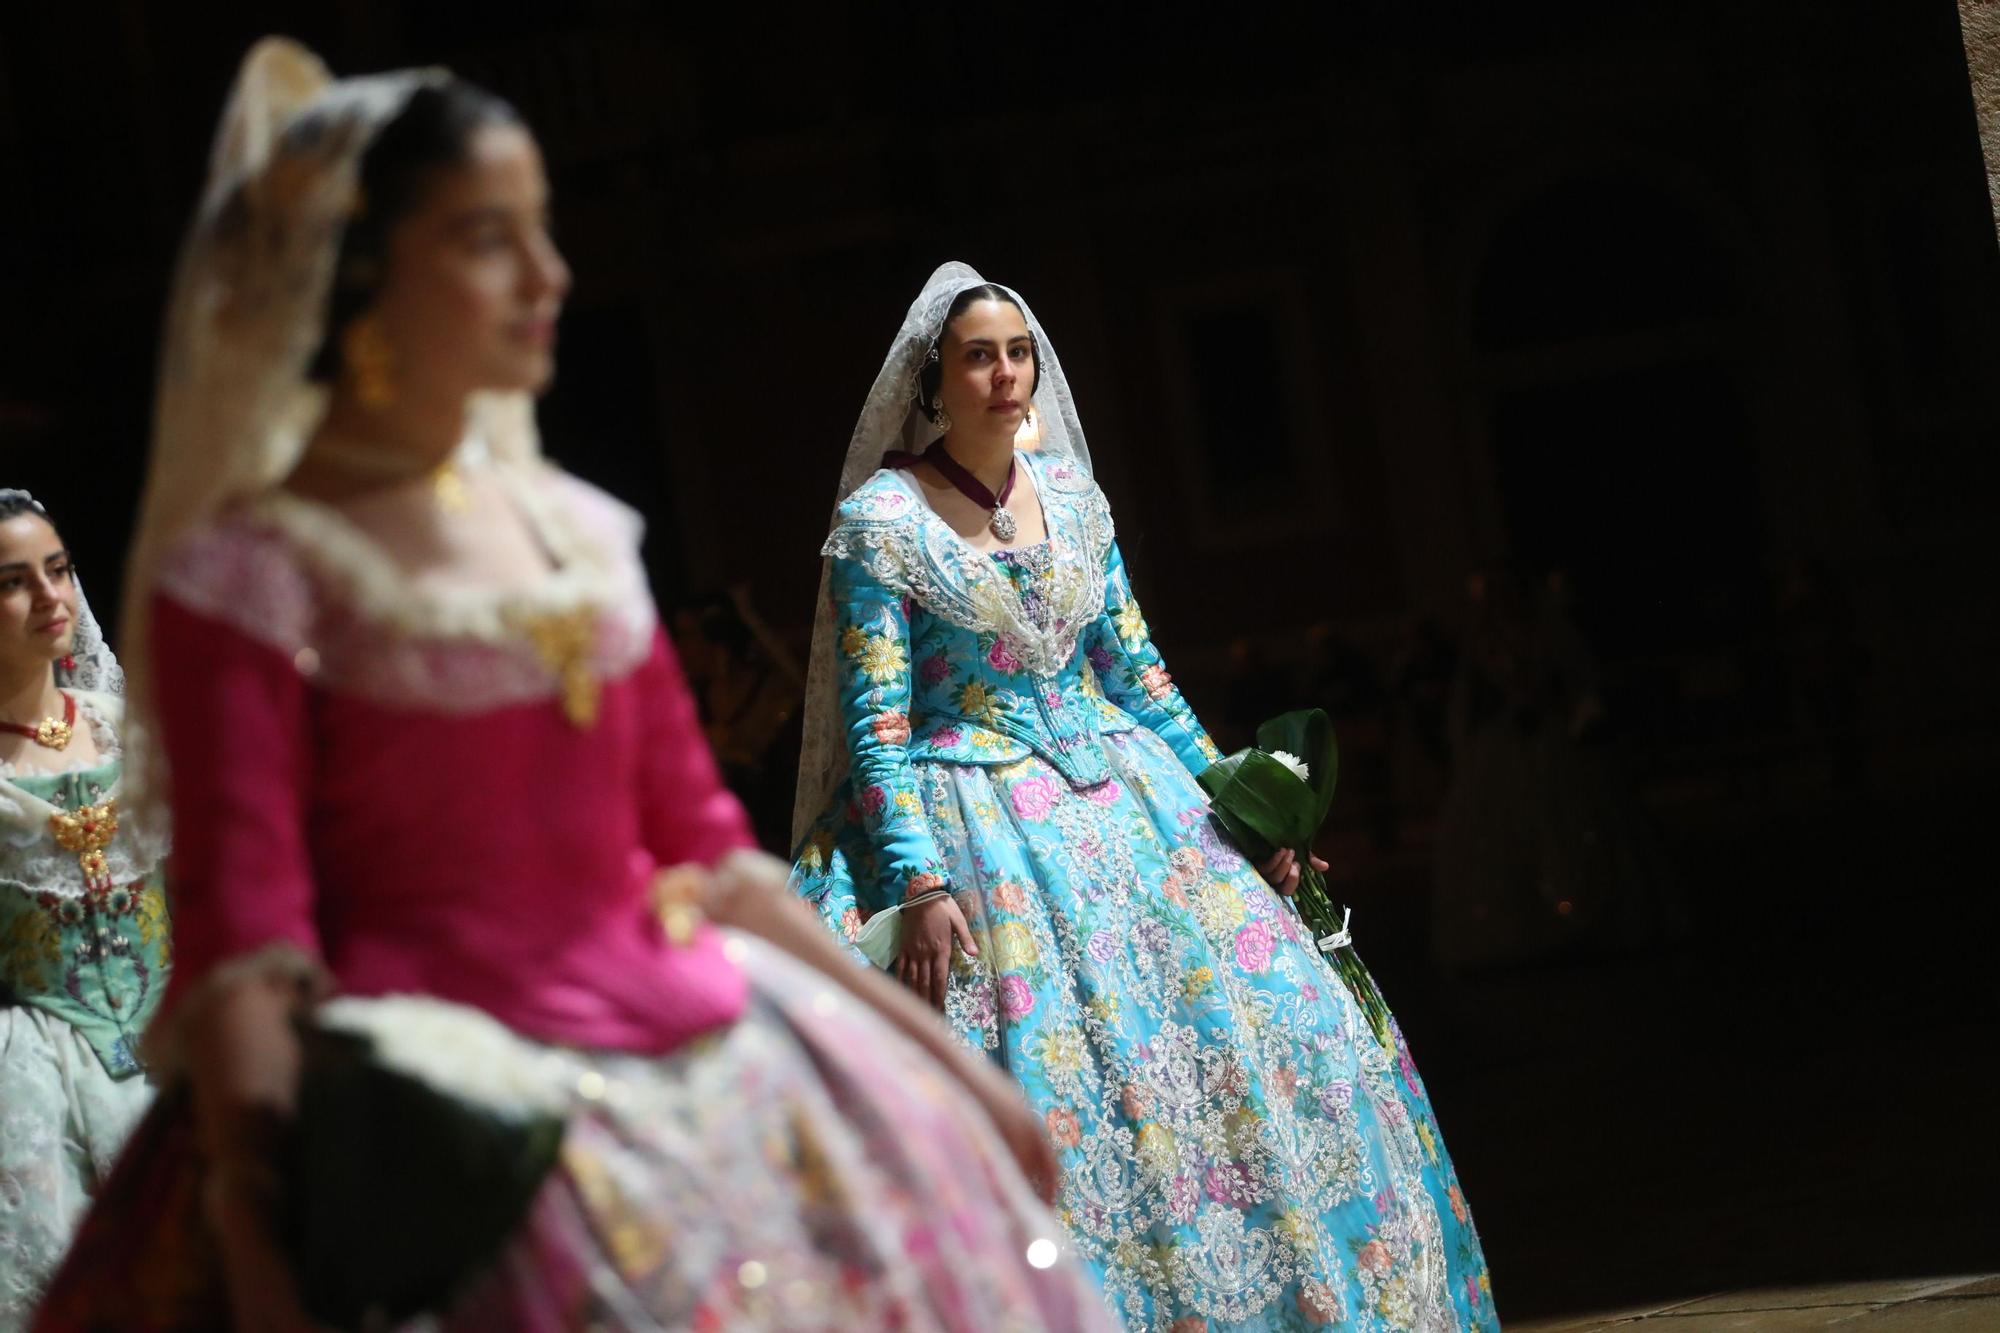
[
  {"xmin": 791, "ymin": 264, "xmax": 1498, "ymax": 1331},
  {"xmin": 0, "ymin": 491, "xmax": 169, "ymax": 1328}
]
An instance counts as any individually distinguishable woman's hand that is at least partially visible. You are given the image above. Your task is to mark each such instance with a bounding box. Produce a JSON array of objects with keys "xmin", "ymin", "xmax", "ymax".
[
  {"xmin": 1256, "ymin": 846, "xmax": 1330, "ymax": 897},
  {"xmin": 183, "ymin": 970, "xmax": 319, "ymax": 1331},
  {"xmin": 184, "ymin": 972, "xmax": 306, "ymax": 1137},
  {"xmin": 895, "ymin": 894, "xmax": 978, "ymax": 1010}
]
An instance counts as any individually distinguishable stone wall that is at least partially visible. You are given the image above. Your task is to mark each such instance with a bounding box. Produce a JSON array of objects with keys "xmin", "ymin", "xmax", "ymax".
[{"xmin": 1965, "ymin": 0, "xmax": 2000, "ymax": 229}]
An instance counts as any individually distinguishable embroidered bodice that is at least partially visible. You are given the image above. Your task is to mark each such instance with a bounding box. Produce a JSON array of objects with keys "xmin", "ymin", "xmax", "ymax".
[
  {"xmin": 813, "ymin": 454, "xmax": 1221, "ymax": 908},
  {"xmin": 0, "ymin": 694, "xmax": 171, "ymax": 1076},
  {"xmin": 147, "ymin": 465, "xmax": 754, "ymax": 1055}
]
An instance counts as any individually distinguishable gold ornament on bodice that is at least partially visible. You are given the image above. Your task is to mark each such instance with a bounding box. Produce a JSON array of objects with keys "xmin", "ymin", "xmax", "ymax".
[
  {"xmin": 511, "ymin": 605, "xmax": 602, "ymax": 729},
  {"xmin": 50, "ymin": 798, "xmax": 119, "ymax": 890}
]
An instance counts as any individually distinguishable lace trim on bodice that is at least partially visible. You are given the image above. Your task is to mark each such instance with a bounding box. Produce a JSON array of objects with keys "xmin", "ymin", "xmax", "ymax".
[
  {"xmin": 821, "ymin": 455, "xmax": 1113, "ymax": 679},
  {"xmin": 154, "ymin": 465, "xmax": 658, "ymax": 715},
  {"xmin": 0, "ymin": 693, "xmax": 168, "ymax": 901}
]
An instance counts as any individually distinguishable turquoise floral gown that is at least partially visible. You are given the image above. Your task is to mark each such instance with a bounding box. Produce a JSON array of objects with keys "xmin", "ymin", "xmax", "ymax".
[
  {"xmin": 791, "ymin": 454, "xmax": 1498, "ymax": 1331},
  {"xmin": 0, "ymin": 694, "xmax": 169, "ymax": 1328}
]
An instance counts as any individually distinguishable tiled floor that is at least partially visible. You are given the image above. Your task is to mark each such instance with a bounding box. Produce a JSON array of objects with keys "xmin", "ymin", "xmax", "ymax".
[{"xmin": 1509, "ymin": 1276, "xmax": 2000, "ymax": 1330}]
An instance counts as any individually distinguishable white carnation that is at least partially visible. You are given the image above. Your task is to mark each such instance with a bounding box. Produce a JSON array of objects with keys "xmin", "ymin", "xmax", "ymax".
[
  {"xmin": 1270, "ymin": 749, "xmax": 1311, "ymax": 782},
  {"xmin": 318, "ymin": 993, "xmax": 571, "ymax": 1117}
]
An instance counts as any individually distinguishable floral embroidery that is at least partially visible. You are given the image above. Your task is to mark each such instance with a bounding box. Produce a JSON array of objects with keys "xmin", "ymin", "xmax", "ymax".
[
  {"xmin": 1113, "ymin": 600, "xmax": 1148, "ymax": 648},
  {"xmin": 991, "ymin": 922, "xmax": 1041, "ymax": 971},
  {"xmin": 855, "ymin": 632, "xmax": 907, "ymax": 684},
  {"xmin": 1046, "ymin": 1105, "xmax": 1082, "ymax": 1148},
  {"xmin": 999, "ymin": 973, "xmax": 1036, "ymax": 1019},
  {"xmin": 987, "ymin": 636, "xmax": 1024, "ymax": 674},
  {"xmin": 1233, "ymin": 920, "xmax": 1276, "ymax": 972},
  {"xmin": 3, "ymin": 753, "xmax": 170, "ymax": 1082},
  {"xmin": 871, "ymin": 710, "xmax": 911, "ymax": 745},
  {"xmin": 956, "ymin": 679, "xmax": 999, "ymax": 721},
  {"xmin": 1008, "ymin": 775, "xmax": 1062, "ymax": 822},
  {"xmin": 790, "ymin": 457, "xmax": 1494, "ymax": 1330}
]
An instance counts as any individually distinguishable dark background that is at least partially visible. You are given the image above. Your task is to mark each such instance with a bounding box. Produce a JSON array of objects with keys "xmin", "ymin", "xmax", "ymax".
[{"xmin": 4, "ymin": 2, "xmax": 1996, "ymax": 1319}]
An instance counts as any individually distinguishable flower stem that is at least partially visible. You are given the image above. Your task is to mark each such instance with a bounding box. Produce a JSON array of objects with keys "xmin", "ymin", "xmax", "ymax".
[{"xmin": 1290, "ymin": 863, "xmax": 1395, "ymax": 1051}]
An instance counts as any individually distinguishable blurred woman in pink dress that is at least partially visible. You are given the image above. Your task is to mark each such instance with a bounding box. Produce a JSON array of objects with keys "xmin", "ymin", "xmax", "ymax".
[{"xmin": 35, "ymin": 39, "xmax": 1112, "ymax": 1333}]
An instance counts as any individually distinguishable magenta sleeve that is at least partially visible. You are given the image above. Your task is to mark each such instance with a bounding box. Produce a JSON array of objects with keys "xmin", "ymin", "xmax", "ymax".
[
  {"xmin": 149, "ymin": 592, "xmax": 325, "ymax": 1024},
  {"xmin": 634, "ymin": 627, "xmax": 757, "ymax": 866}
]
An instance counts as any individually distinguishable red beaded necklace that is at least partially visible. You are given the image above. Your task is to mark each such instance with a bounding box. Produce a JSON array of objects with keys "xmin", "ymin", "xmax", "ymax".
[{"xmin": 0, "ymin": 691, "xmax": 76, "ymax": 750}]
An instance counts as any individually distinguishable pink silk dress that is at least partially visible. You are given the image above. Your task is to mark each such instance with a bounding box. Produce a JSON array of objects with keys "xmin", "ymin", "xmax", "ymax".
[{"xmin": 132, "ymin": 466, "xmax": 1113, "ymax": 1333}]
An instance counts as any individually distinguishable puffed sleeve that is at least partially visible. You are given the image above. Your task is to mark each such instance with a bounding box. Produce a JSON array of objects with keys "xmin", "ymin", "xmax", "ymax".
[
  {"xmin": 829, "ymin": 548, "xmax": 950, "ymax": 906},
  {"xmin": 148, "ymin": 589, "xmax": 327, "ymax": 1034},
  {"xmin": 1081, "ymin": 540, "xmax": 1224, "ymax": 778},
  {"xmin": 633, "ymin": 626, "xmax": 757, "ymax": 866}
]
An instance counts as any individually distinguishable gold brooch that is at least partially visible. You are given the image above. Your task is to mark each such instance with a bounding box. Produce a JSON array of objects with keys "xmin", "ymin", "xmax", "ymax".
[
  {"xmin": 511, "ymin": 606, "xmax": 602, "ymax": 729},
  {"xmin": 50, "ymin": 798, "xmax": 118, "ymax": 889}
]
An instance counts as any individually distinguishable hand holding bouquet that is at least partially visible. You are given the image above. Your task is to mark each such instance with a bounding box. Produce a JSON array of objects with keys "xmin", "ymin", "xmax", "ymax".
[{"xmin": 1198, "ymin": 708, "xmax": 1394, "ymax": 1049}]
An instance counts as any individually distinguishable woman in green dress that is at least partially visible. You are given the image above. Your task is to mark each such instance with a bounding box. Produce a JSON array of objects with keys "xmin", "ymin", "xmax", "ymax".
[{"xmin": 0, "ymin": 490, "xmax": 169, "ymax": 1329}]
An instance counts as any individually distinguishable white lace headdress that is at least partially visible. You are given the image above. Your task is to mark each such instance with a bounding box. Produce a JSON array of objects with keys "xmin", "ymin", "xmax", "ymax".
[
  {"xmin": 0, "ymin": 488, "xmax": 121, "ymax": 695},
  {"xmin": 790, "ymin": 261, "xmax": 1095, "ymax": 844},
  {"xmin": 117, "ymin": 37, "xmax": 543, "ymax": 807}
]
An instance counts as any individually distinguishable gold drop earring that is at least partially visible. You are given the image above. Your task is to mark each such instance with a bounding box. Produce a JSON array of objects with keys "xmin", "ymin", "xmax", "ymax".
[{"xmin": 343, "ymin": 314, "xmax": 397, "ymax": 410}]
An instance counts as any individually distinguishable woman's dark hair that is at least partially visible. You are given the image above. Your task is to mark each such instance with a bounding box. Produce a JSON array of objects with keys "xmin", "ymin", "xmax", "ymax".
[
  {"xmin": 0, "ymin": 492, "xmax": 52, "ymax": 527},
  {"xmin": 917, "ymin": 282, "xmax": 1040, "ymax": 421},
  {"xmin": 307, "ymin": 79, "xmax": 523, "ymax": 382}
]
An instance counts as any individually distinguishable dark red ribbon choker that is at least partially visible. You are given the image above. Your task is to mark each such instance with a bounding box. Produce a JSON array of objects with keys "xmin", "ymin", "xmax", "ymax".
[{"xmin": 882, "ymin": 442, "xmax": 1021, "ymax": 541}]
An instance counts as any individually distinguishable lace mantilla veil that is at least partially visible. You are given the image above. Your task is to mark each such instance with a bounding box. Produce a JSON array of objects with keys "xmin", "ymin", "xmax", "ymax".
[
  {"xmin": 0, "ymin": 488, "xmax": 121, "ymax": 694},
  {"xmin": 790, "ymin": 261, "xmax": 1096, "ymax": 845},
  {"xmin": 117, "ymin": 37, "xmax": 545, "ymax": 810}
]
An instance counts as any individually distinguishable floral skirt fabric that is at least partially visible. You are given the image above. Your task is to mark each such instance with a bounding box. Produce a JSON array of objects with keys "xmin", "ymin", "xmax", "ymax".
[
  {"xmin": 796, "ymin": 729, "xmax": 1499, "ymax": 1331},
  {"xmin": 434, "ymin": 931, "xmax": 1112, "ymax": 1331},
  {"xmin": 31, "ymin": 933, "xmax": 1112, "ymax": 1333},
  {"xmin": 0, "ymin": 1006, "xmax": 153, "ymax": 1330}
]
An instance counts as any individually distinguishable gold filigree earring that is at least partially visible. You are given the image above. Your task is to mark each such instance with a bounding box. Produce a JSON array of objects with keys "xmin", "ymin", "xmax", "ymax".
[{"xmin": 343, "ymin": 314, "xmax": 397, "ymax": 410}]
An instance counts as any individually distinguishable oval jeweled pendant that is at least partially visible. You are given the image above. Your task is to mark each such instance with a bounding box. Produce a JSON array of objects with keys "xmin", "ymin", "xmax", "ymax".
[
  {"xmin": 989, "ymin": 505, "xmax": 1019, "ymax": 542},
  {"xmin": 34, "ymin": 718, "xmax": 72, "ymax": 750}
]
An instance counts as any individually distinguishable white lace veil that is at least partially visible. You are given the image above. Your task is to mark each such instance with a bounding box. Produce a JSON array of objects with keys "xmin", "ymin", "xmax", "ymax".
[
  {"xmin": 118, "ymin": 37, "xmax": 543, "ymax": 807},
  {"xmin": 790, "ymin": 261, "xmax": 1094, "ymax": 844},
  {"xmin": 0, "ymin": 488, "xmax": 122, "ymax": 695}
]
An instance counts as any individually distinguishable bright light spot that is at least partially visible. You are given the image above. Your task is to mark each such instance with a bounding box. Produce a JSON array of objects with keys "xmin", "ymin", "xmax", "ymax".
[
  {"xmin": 576, "ymin": 1070, "xmax": 607, "ymax": 1101},
  {"xmin": 738, "ymin": 1260, "xmax": 768, "ymax": 1289},
  {"xmin": 1025, "ymin": 1238, "xmax": 1060, "ymax": 1269}
]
